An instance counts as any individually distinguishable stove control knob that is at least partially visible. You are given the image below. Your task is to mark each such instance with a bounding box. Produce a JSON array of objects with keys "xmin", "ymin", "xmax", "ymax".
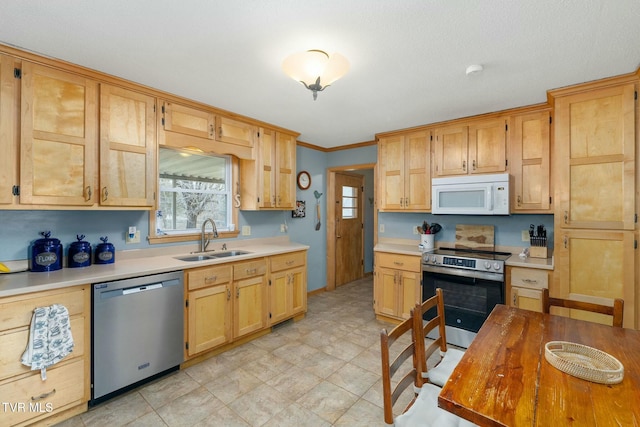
[
  {"xmin": 431, "ymin": 255, "xmax": 437, "ymax": 263},
  {"xmin": 493, "ymin": 262, "xmax": 502, "ymax": 271},
  {"xmin": 484, "ymin": 261, "xmax": 491, "ymax": 270}
]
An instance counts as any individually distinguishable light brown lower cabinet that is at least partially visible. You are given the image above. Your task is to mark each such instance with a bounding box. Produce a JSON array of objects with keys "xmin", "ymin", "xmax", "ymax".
[
  {"xmin": 0, "ymin": 285, "xmax": 90, "ymax": 427},
  {"xmin": 374, "ymin": 252, "xmax": 421, "ymax": 321},
  {"xmin": 507, "ymin": 266, "xmax": 549, "ymax": 313},
  {"xmin": 269, "ymin": 251, "xmax": 307, "ymax": 325},
  {"xmin": 185, "ymin": 251, "xmax": 307, "ymax": 359}
]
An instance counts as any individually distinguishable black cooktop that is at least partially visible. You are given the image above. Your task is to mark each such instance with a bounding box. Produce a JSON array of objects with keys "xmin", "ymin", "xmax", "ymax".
[{"xmin": 433, "ymin": 247, "xmax": 512, "ymax": 261}]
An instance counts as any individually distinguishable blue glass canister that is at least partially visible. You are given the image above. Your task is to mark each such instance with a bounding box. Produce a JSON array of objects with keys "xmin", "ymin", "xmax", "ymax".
[
  {"xmin": 95, "ymin": 236, "xmax": 115, "ymax": 264},
  {"xmin": 30, "ymin": 231, "xmax": 63, "ymax": 272},
  {"xmin": 68, "ymin": 234, "xmax": 92, "ymax": 268}
]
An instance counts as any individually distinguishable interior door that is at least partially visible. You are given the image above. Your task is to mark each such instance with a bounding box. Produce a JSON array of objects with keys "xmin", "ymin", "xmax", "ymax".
[{"xmin": 335, "ymin": 172, "xmax": 364, "ymax": 286}]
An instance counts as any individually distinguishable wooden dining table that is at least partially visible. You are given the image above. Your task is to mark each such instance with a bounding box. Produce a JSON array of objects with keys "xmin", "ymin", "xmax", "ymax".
[{"xmin": 438, "ymin": 304, "xmax": 640, "ymax": 426}]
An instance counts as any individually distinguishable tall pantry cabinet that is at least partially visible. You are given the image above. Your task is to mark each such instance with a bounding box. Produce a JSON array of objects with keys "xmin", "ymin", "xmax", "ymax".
[{"xmin": 551, "ymin": 78, "xmax": 637, "ymax": 328}]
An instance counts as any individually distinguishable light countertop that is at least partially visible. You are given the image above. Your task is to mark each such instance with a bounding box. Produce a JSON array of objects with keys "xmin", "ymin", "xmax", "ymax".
[
  {"xmin": 0, "ymin": 237, "xmax": 308, "ymax": 298},
  {"xmin": 374, "ymin": 239, "xmax": 554, "ymax": 270}
]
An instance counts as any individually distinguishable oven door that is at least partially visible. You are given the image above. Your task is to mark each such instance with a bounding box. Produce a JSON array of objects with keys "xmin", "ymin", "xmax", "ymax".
[{"xmin": 422, "ymin": 267, "xmax": 504, "ymax": 336}]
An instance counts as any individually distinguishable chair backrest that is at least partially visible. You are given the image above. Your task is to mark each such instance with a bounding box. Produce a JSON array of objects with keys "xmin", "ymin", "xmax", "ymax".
[
  {"xmin": 380, "ymin": 310, "xmax": 424, "ymax": 425},
  {"xmin": 414, "ymin": 288, "xmax": 448, "ymax": 376},
  {"xmin": 541, "ymin": 288, "xmax": 624, "ymax": 328}
]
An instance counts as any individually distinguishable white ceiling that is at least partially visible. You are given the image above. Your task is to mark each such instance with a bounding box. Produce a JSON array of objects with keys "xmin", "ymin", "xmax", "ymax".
[{"xmin": 1, "ymin": 1, "xmax": 639, "ymax": 148}]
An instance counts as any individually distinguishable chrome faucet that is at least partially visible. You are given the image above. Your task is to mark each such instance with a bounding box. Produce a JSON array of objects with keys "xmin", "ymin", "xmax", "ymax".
[{"xmin": 201, "ymin": 218, "xmax": 218, "ymax": 252}]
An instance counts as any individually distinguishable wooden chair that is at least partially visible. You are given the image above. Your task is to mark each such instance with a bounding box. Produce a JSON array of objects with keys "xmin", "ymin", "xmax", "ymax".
[
  {"xmin": 414, "ymin": 288, "xmax": 465, "ymax": 387},
  {"xmin": 541, "ymin": 288, "xmax": 624, "ymax": 328},
  {"xmin": 380, "ymin": 309, "xmax": 476, "ymax": 426}
]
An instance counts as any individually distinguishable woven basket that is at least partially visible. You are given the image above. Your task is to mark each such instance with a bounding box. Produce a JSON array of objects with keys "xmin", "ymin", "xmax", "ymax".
[{"xmin": 545, "ymin": 341, "xmax": 624, "ymax": 384}]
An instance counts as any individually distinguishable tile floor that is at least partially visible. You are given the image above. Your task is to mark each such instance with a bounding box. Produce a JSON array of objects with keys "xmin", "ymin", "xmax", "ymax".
[{"xmin": 55, "ymin": 276, "xmax": 423, "ymax": 427}]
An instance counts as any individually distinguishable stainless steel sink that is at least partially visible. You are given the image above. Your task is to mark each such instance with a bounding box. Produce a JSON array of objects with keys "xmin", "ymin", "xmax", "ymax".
[
  {"xmin": 175, "ymin": 250, "xmax": 251, "ymax": 262},
  {"xmin": 209, "ymin": 250, "xmax": 251, "ymax": 258},
  {"xmin": 174, "ymin": 254, "xmax": 215, "ymax": 262}
]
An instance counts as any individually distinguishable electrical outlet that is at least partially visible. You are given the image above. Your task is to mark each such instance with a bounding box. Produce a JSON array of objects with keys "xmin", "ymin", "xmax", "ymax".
[
  {"xmin": 380, "ymin": 224, "xmax": 385, "ymax": 233},
  {"xmin": 280, "ymin": 224, "xmax": 286, "ymax": 232},
  {"xmin": 521, "ymin": 230, "xmax": 530, "ymax": 242},
  {"xmin": 125, "ymin": 230, "xmax": 140, "ymax": 244},
  {"xmin": 242, "ymin": 225, "xmax": 251, "ymax": 236}
]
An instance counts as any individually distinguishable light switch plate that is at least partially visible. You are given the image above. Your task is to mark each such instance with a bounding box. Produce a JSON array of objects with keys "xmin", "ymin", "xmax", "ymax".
[
  {"xmin": 521, "ymin": 230, "xmax": 530, "ymax": 242},
  {"xmin": 379, "ymin": 224, "xmax": 385, "ymax": 233},
  {"xmin": 242, "ymin": 226, "xmax": 251, "ymax": 236}
]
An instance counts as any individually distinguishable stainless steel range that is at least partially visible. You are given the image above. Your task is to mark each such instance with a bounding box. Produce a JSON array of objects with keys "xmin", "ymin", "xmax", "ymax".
[{"xmin": 421, "ymin": 247, "xmax": 511, "ymax": 348}]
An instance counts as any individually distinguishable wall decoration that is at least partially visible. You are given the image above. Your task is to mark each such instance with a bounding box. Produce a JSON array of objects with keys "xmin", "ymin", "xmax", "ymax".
[{"xmin": 292, "ymin": 200, "xmax": 306, "ymax": 218}]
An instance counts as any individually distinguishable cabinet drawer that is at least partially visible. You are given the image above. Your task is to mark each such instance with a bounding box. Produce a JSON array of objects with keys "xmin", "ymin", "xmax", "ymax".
[
  {"xmin": 0, "ymin": 316, "xmax": 85, "ymax": 381},
  {"xmin": 187, "ymin": 265, "xmax": 232, "ymax": 291},
  {"xmin": 233, "ymin": 259, "xmax": 267, "ymax": 280},
  {"xmin": 0, "ymin": 358, "xmax": 85, "ymax": 426},
  {"xmin": 377, "ymin": 253, "xmax": 421, "ymax": 272},
  {"xmin": 0, "ymin": 286, "xmax": 87, "ymax": 332},
  {"xmin": 270, "ymin": 251, "xmax": 306, "ymax": 272},
  {"xmin": 511, "ymin": 267, "xmax": 548, "ymax": 290}
]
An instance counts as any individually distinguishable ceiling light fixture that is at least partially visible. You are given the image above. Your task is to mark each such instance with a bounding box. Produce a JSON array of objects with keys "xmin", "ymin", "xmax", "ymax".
[{"xmin": 282, "ymin": 50, "xmax": 349, "ymax": 100}]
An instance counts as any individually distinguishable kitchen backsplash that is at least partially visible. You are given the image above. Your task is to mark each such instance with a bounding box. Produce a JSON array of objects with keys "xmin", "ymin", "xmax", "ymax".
[{"xmin": 378, "ymin": 212, "xmax": 554, "ymax": 251}]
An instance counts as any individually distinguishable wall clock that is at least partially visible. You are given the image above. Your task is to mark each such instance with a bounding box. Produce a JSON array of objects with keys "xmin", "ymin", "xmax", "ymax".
[{"xmin": 297, "ymin": 171, "xmax": 311, "ymax": 190}]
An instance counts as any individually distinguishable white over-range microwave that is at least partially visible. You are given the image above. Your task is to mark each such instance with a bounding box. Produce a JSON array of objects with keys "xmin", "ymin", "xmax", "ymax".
[{"xmin": 432, "ymin": 173, "xmax": 510, "ymax": 215}]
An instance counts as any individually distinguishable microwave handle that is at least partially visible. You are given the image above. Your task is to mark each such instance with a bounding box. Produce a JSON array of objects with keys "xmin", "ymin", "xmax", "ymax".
[{"xmin": 487, "ymin": 186, "xmax": 494, "ymax": 211}]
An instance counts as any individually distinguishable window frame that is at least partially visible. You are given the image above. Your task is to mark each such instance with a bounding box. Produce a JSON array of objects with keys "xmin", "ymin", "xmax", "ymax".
[{"xmin": 148, "ymin": 149, "xmax": 239, "ymax": 245}]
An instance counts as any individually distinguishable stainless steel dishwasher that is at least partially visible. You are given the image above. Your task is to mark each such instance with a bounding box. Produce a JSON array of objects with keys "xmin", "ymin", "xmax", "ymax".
[{"xmin": 91, "ymin": 271, "xmax": 184, "ymax": 405}]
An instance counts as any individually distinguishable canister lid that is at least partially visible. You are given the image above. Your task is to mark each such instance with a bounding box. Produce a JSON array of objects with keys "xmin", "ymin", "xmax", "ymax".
[
  {"xmin": 34, "ymin": 231, "xmax": 60, "ymax": 246},
  {"xmin": 96, "ymin": 236, "xmax": 114, "ymax": 249},
  {"xmin": 70, "ymin": 234, "xmax": 91, "ymax": 249}
]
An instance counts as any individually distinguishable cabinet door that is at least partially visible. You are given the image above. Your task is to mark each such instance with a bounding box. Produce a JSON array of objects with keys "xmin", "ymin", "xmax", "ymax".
[
  {"xmin": 0, "ymin": 53, "xmax": 18, "ymax": 205},
  {"xmin": 275, "ymin": 132, "xmax": 296, "ymax": 208},
  {"xmin": 510, "ymin": 111, "xmax": 551, "ymax": 211},
  {"xmin": 511, "ymin": 287, "xmax": 543, "ymax": 312},
  {"xmin": 234, "ymin": 275, "xmax": 267, "ymax": 338},
  {"xmin": 162, "ymin": 101, "xmax": 214, "ymax": 139},
  {"xmin": 434, "ymin": 125, "xmax": 468, "ymax": 176},
  {"xmin": 290, "ymin": 266, "xmax": 307, "ymax": 316},
  {"xmin": 20, "ymin": 62, "xmax": 97, "ymax": 205},
  {"xmin": 468, "ymin": 118, "xmax": 507, "ymax": 174},
  {"xmin": 375, "ymin": 267, "xmax": 399, "ymax": 317},
  {"xmin": 378, "ymin": 135, "xmax": 405, "ymax": 209},
  {"xmin": 404, "ymin": 131, "xmax": 430, "ymax": 210},
  {"xmin": 99, "ymin": 85, "xmax": 156, "ymax": 207},
  {"xmin": 269, "ymin": 270, "xmax": 290, "ymax": 325},
  {"xmin": 260, "ymin": 128, "xmax": 276, "ymax": 208},
  {"xmin": 554, "ymin": 229, "xmax": 634, "ymax": 327},
  {"xmin": 554, "ymin": 84, "xmax": 635, "ymax": 230},
  {"xmin": 398, "ymin": 270, "xmax": 421, "ymax": 319},
  {"xmin": 216, "ymin": 116, "xmax": 255, "ymax": 148},
  {"xmin": 187, "ymin": 285, "xmax": 232, "ymax": 356}
]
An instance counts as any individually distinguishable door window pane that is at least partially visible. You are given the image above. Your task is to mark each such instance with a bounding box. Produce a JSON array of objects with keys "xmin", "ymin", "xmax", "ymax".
[{"xmin": 342, "ymin": 186, "xmax": 358, "ymax": 219}]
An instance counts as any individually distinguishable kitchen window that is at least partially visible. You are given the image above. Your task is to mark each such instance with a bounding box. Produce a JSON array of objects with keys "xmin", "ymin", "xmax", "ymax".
[{"xmin": 149, "ymin": 147, "xmax": 238, "ymax": 243}]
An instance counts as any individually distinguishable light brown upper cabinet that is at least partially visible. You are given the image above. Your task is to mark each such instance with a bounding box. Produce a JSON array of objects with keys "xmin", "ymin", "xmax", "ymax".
[
  {"xmin": 433, "ymin": 119, "xmax": 507, "ymax": 177},
  {"xmin": 378, "ymin": 130, "xmax": 430, "ymax": 211},
  {"xmin": 99, "ymin": 84, "xmax": 156, "ymax": 207},
  {"xmin": 554, "ymin": 83, "xmax": 636, "ymax": 230},
  {"xmin": 509, "ymin": 110, "xmax": 551, "ymax": 212},
  {"xmin": 240, "ymin": 128, "xmax": 297, "ymax": 210},
  {"xmin": 162, "ymin": 101, "xmax": 214, "ymax": 139},
  {"xmin": 20, "ymin": 62, "xmax": 98, "ymax": 206},
  {"xmin": 216, "ymin": 116, "xmax": 255, "ymax": 149},
  {"xmin": 0, "ymin": 53, "xmax": 18, "ymax": 205}
]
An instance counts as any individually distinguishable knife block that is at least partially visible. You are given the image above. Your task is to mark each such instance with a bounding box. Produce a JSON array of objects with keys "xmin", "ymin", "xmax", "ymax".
[{"xmin": 529, "ymin": 246, "xmax": 548, "ymax": 259}]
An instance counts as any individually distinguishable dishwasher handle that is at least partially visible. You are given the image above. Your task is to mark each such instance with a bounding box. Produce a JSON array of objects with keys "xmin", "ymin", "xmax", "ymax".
[
  {"xmin": 98, "ymin": 278, "xmax": 181, "ymax": 299},
  {"xmin": 122, "ymin": 283, "xmax": 162, "ymax": 295}
]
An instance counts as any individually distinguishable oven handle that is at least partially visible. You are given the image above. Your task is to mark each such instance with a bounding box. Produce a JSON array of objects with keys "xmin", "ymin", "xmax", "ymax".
[{"xmin": 422, "ymin": 264, "xmax": 504, "ymax": 283}]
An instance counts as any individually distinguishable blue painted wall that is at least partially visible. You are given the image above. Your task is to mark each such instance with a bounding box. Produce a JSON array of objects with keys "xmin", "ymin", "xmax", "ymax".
[{"xmin": 0, "ymin": 142, "xmax": 553, "ymax": 293}]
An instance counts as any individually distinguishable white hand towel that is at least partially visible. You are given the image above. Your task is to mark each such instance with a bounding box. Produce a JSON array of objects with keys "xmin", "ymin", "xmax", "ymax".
[{"xmin": 21, "ymin": 304, "xmax": 74, "ymax": 380}]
